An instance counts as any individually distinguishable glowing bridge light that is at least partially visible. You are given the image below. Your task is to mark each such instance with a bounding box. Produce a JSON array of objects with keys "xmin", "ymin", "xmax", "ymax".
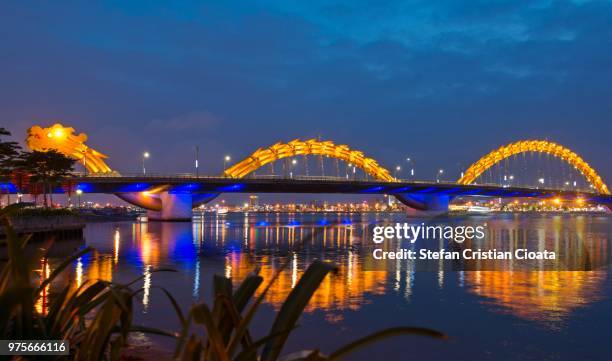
[
  {"xmin": 458, "ymin": 140, "xmax": 609, "ymax": 195},
  {"xmin": 223, "ymin": 138, "xmax": 396, "ymax": 182}
]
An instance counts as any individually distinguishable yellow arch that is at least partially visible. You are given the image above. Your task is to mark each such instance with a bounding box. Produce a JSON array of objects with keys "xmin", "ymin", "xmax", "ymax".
[
  {"xmin": 224, "ymin": 138, "xmax": 395, "ymax": 181},
  {"xmin": 26, "ymin": 123, "xmax": 113, "ymax": 174},
  {"xmin": 458, "ymin": 140, "xmax": 610, "ymax": 194}
]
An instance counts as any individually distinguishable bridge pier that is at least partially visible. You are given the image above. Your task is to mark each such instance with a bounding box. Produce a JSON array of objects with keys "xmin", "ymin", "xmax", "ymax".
[
  {"xmin": 147, "ymin": 192, "xmax": 193, "ymax": 222},
  {"xmin": 394, "ymin": 193, "xmax": 451, "ymax": 215}
]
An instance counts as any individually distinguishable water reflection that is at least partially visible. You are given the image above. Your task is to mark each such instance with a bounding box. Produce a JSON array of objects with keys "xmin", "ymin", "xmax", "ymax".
[
  {"xmin": 465, "ymin": 270, "xmax": 605, "ymax": 324},
  {"xmin": 33, "ymin": 212, "xmax": 611, "ymax": 329}
]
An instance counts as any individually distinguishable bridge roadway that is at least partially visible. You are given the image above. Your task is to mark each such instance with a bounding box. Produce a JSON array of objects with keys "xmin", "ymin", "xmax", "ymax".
[
  {"xmin": 71, "ymin": 173, "xmax": 609, "ymax": 200},
  {"xmin": 64, "ymin": 173, "xmax": 612, "ymax": 220}
]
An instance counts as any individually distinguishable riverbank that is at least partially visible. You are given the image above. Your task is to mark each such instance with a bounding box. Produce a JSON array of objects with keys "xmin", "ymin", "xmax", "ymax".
[{"xmin": 0, "ymin": 209, "xmax": 85, "ymax": 242}]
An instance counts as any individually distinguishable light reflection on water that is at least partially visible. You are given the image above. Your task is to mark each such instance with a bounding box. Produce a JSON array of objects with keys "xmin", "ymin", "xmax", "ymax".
[{"xmin": 35, "ymin": 212, "xmax": 612, "ymax": 360}]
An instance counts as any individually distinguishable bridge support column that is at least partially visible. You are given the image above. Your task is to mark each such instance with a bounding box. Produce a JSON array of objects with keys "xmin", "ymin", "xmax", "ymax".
[
  {"xmin": 421, "ymin": 194, "xmax": 450, "ymax": 212},
  {"xmin": 147, "ymin": 192, "xmax": 193, "ymax": 222},
  {"xmin": 395, "ymin": 193, "xmax": 451, "ymax": 216}
]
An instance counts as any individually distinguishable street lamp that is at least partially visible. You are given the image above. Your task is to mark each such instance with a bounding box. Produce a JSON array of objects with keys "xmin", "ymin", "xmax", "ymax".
[
  {"xmin": 142, "ymin": 152, "xmax": 150, "ymax": 175},
  {"xmin": 406, "ymin": 157, "xmax": 414, "ymax": 178},
  {"xmin": 290, "ymin": 159, "xmax": 297, "ymax": 178},
  {"xmin": 436, "ymin": 169, "xmax": 444, "ymax": 183},
  {"xmin": 395, "ymin": 165, "xmax": 401, "ymax": 180},
  {"xmin": 223, "ymin": 155, "xmax": 231, "ymax": 173},
  {"xmin": 76, "ymin": 189, "xmax": 83, "ymax": 208},
  {"xmin": 194, "ymin": 146, "xmax": 199, "ymax": 177}
]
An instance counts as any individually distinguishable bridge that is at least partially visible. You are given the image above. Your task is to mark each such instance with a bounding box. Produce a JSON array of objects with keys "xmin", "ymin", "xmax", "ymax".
[{"xmin": 13, "ymin": 123, "xmax": 612, "ymax": 221}]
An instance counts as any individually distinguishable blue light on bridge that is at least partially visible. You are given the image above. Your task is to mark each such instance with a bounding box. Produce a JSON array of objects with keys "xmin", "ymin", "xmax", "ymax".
[
  {"xmin": 438, "ymin": 187, "xmax": 460, "ymax": 195},
  {"xmin": 170, "ymin": 183, "xmax": 201, "ymax": 194},
  {"xmin": 75, "ymin": 183, "xmax": 95, "ymax": 192},
  {"xmin": 117, "ymin": 183, "xmax": 152, "ymax": 193},
  {"xmin": 288, "ymin": 219, "xmax": 300, "ymax": 226},
  {"xmin": 393, "ymin": 186, "xmax": 412, "ymax": 193},
  {"xmin": 361, "ymin": 186, "xmax": 385, "ymax": 193},
  {"xmin": 256, "ymin": 221, "xmax": 269, "ymax": 226},
  {"xmin": 318, "ymin": 219, "xmax": 329, "ymax": 226},
  {"xmin": 456, "ymin": 189, "xmax": 482, "ymax": 196},
  {"xmin": 218, "ymin": 184, "xmax": 245, "ymax": 192},
  {"xmin": 416, "ymin": 187, "xmax": 437, "ymax": 193}
]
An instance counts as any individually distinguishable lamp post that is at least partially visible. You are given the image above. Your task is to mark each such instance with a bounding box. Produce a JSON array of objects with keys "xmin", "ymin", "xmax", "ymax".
[
  {"xmin": 290, "ymin": 159, "xmax": 297, "ymax": 179},
  {"xmin": 142, "ymin": 152, "xmax": 150, "ymax": 175},
  {"xmin": 223, "ymin": 155, "xmax": 231, "ymax": 174},
  {"xmin": 436, "ymin": 169, "xmax": 444, "ymax": 183},
  {"xmin": 406, "ymin": 158, "xmax": 414, "ymax": 179},
  {"xmin": 194, "ymin": 146, "xmax": 199, "ymax": 177},
  {"xmin": 394, "ymin": 165, "xmax": 401, "ymax": 180},
  {"xmin": 76, "ymin": 189, "xmax": 83, "ymax": 208}
]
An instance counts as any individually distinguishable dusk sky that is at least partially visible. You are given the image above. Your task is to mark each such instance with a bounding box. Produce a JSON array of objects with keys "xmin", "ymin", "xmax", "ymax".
[{"xmin": 2, "ymin": 1, "xmax": 612, "ymax": 185}]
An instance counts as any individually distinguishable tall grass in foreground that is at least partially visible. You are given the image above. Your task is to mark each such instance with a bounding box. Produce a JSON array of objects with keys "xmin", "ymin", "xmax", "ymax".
[{"xmin": 0, "ymin": 204, "xmax": 446, "ymax": 360}]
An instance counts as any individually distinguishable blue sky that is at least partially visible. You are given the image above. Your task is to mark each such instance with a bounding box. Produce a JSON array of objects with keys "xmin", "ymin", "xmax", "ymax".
[{"xmin": 1, "ymin": 0, "xmax": 611, "ymax": 185}]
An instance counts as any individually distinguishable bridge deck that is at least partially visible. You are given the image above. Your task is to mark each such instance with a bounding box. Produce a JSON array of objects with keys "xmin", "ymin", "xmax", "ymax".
[{"xmin": 65, "ymin": 175, "xmax": 612, "ymax": 203}]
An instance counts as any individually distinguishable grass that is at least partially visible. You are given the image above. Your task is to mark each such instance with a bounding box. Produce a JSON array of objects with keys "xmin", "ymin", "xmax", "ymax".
[{"xmin": 0, "ymin": 203, "xmax": 446, "ymax": 360}]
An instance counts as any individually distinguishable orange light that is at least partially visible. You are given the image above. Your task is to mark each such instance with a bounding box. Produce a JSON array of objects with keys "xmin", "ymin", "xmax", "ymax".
[
  {"xmin": 553, "ymin": 198, "xmax": 561, "ymax": 205},
  {"xmin": 576, "ymin": 198, "xmax": 585, "ymax": 205}
]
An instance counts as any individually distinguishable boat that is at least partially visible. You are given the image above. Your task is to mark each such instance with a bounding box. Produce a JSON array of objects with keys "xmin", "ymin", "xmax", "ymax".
[{"xmin": 467, "ymin": 205, "xmax": 492, "ymax": 214}]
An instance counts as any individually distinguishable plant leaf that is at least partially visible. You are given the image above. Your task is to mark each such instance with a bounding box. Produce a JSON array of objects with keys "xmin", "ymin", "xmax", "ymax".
[
  {"xmin": 191, "ymin": 303, "xmax": 229, "ymax": 361},
  {"xmin": 260, "ymin": 260, "xmax": 337, "ymax": 361},
  {"xmin": 328, "ymin": 327, "xmax": 447, "ymax": 360}
]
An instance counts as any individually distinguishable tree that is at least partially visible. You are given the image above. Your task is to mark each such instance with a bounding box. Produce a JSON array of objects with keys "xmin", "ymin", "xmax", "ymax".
[
  {"xmin": 19, "ymin": 150, "xmax": 75, "ymax": 207},
  {"xmin": 0, "ymin": 127, "xmax": 22, "ymax": 205}
]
